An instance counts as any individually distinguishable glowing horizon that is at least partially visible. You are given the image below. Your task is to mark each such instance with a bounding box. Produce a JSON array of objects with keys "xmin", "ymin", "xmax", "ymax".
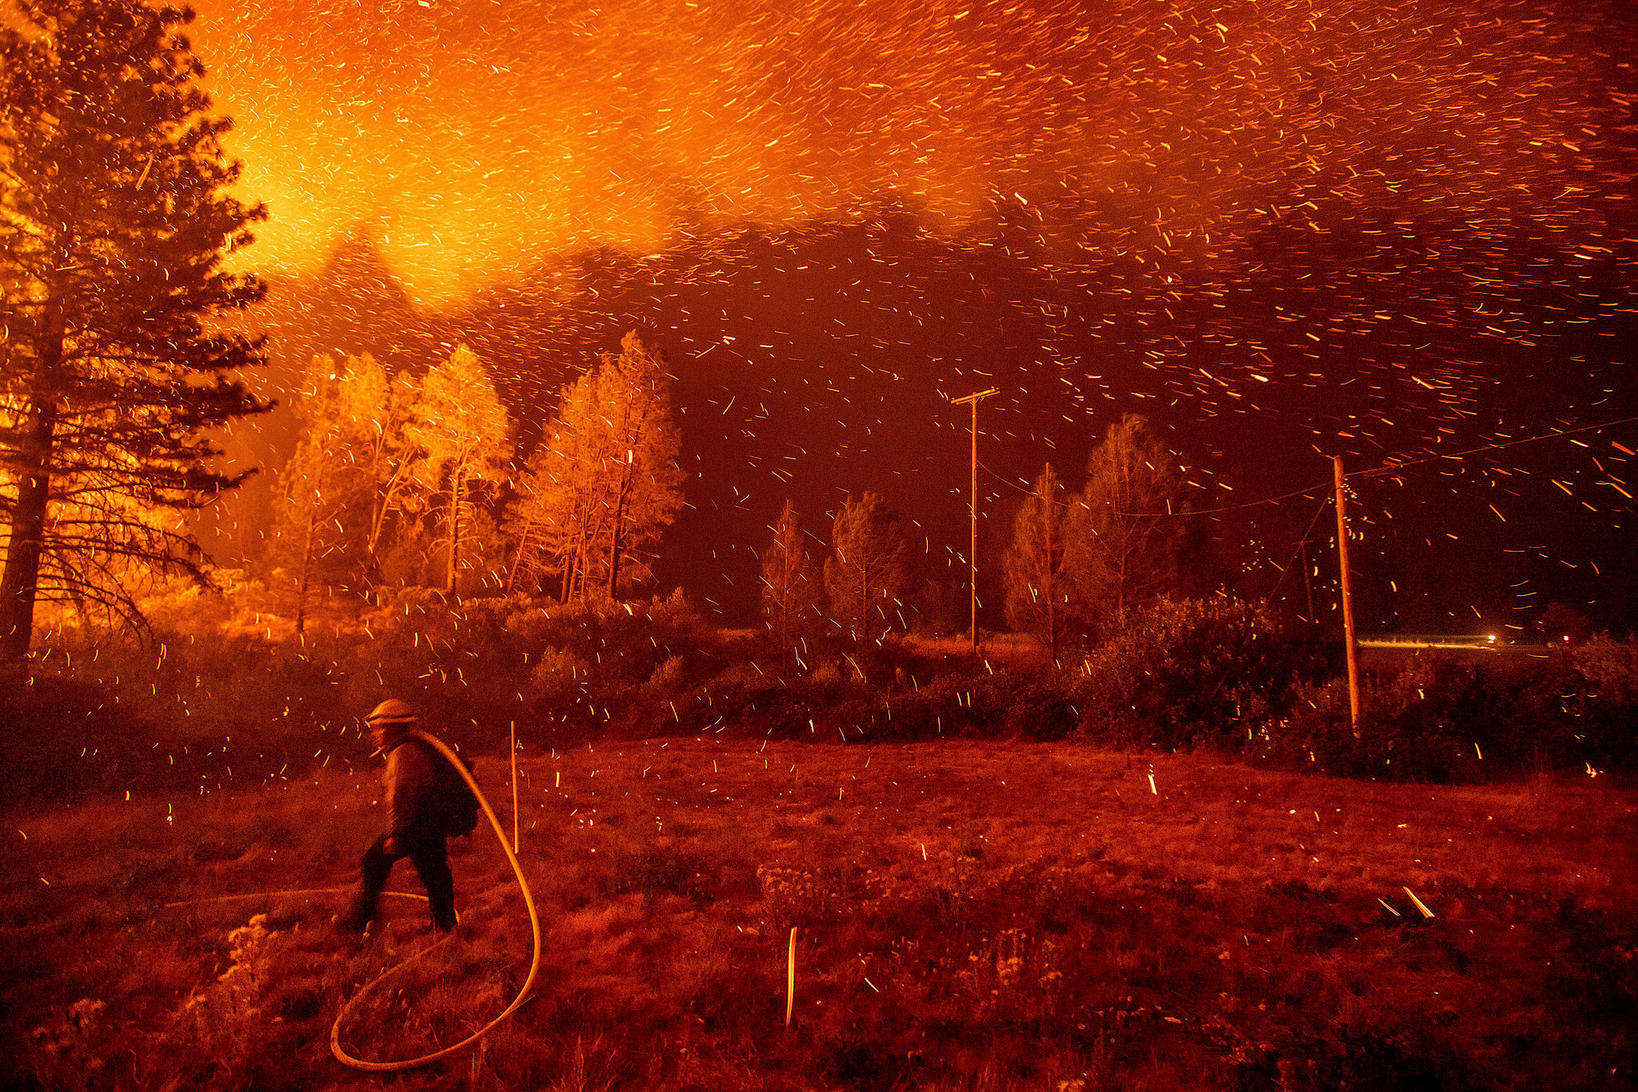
[{"xmin": 192, "ymin": 0, "xmax": 1632, "ymax": 306}]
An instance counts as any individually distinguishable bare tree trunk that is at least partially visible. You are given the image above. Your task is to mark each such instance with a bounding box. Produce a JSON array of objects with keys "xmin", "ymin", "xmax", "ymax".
[
  {"xmin": 857, "ymin": 565, "xmax": 869, "ymax": 647},
  {"xmin": 445, "ymin": 462, "xmax": 465, "ymax": 597},
  {"xmin": 366, "ymin": 459, "xmax": 412, "ymax": 595},
  {"xmin": 295, "ymin": 502, "xmax": 316, "ymax": 636},
  {"xmin": 1044, "ymin": 518, "xmax": 1057, "ymax": 663},
  {"xmin": 565, "ymin": 502, "xmax": 589, "ymax": 604},
  {"xmin": 506, "ymin": 508, "xmax": 538, "ymax": 596},
  {"xmin": 0, "ymin": 417, "xmax": 54, "ymax": 672},
  {"xmin": 0, "ymin": 304, "xmax": 65, "ymax": 676},
  {"xmin": 780, "ymin": 566, "xmax": 792, "ymax": 669},
  {"xmin": 607, "ymin": 472, "xmax": 631, "ymax": 601}
]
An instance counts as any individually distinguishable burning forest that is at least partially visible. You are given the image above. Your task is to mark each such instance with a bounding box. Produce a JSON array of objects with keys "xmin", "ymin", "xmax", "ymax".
[{"xmin": 2, "ymin": 0, "xmax": 1635, "ymax": 1088}]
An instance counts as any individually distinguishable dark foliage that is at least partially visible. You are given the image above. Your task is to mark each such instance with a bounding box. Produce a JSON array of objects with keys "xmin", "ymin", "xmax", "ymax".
[
  {"xmin": 1276, "ymin": 649, "xmax": 1638, "ymax": 783},
  {"xmin": 1070, "ymin": 597, "xmax": 1326, "ymax": 751}
]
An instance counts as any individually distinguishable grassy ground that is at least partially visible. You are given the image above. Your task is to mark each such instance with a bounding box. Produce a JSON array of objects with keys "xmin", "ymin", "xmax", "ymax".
[{"xmin": 3, "ymin": 739, "xmax": 1634, "ymax": 1090}]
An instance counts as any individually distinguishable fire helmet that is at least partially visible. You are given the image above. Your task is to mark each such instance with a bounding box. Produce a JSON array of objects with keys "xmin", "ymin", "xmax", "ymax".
[{"xmin": 366, "ymin": 698, "xmax": 418, "ymax": 727}]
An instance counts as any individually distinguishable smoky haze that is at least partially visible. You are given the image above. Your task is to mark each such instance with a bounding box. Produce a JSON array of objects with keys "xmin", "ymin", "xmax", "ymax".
[{"xmin": 186, "ymin": 0, "xmax": 1638, "ymax": 630}]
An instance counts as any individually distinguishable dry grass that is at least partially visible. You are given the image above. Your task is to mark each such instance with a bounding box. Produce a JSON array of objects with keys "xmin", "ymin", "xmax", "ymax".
[{"xmin": 4, "ymin": 740, "xmax": 1634, "ymax": 1090}]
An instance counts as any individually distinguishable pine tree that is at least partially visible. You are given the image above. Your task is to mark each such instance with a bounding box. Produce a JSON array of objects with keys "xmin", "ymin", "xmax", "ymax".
[
  {"xmin": 1003, "ymin": 462, "xmax": 1071, "ymax": 660},
  {"xmin": 508, "ymin": 367, "xmax": 602, "ymax": 600},
  {"xmin": 269, "ymin": 353, "xmax": 388, "ymax": 628},
  {"xmin": 760, "ymin": 498, "xmax": 823, "ymax": 664},
  {"xmin": 1063, "ymin": 414, "xmax": 1191, "ymax": 629},
  {"xmin": 403, "ymin": 345, "xmax": 512, "ymax": 596},
  {"xmin": 595, "ymin": 331, "xmax": 684, "ymax": 600},
  {"xmin": 356, "ymin": 358, "xmax": 421, "ymax": 590},
  {"xmin": 824, "ymin": 491, "xmax": 914, "ymax": 647},
  {"xmin": 511, "ymin": 331, "xmax": 683, "ymax": 603},
  {"xmin": 1, "ymin": 0, "xmax": 268, "ymax": 669}
]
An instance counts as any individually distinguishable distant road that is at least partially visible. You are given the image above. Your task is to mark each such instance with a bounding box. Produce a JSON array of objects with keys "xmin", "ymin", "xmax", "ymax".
[{"xmin": 1359, "ymin": 637, "xmax": 1554, "ymax": 663}]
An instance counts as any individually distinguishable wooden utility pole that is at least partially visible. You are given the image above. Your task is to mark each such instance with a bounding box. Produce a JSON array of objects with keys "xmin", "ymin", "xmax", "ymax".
[
  {"xmin": 1332, "ymin": 455, "xmax": 1361, "ymax": 735},
  {"xmin": 510, "ymin": 720, "xmax": 520, "ymax": 853},
  {"xmin": 953, "ymin": 388, "xmax": 999, "ymax": 656}
]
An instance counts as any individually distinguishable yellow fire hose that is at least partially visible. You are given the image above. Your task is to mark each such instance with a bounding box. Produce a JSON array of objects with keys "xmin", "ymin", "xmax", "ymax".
[
  {"xmin": 328, "ymin": 728, "xmax": 542, "ymax": 1071},
  {"xmin": 161, "ymin": 730, "xmax": 541, "ymax": 1071}
]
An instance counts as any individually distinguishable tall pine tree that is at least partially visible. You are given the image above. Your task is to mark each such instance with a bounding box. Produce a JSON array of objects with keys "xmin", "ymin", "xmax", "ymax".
[
  {"xmin": 824, "ymin": 491, "xmax": 913, "ymax": 648},
  {"xmin": 760, "ymin": 498, "xmax": 823, "ymax": 664},
  {"xmin": 403, "ymin": 345, "xmax": 512, "ymax": 596},
  {"xmin": 0, "ymin": 0, "xmax": 268, "ymax": 670},
  {"xmin": 1003, "ymin": 462, "xmax": 1071, "ymax": 660}
]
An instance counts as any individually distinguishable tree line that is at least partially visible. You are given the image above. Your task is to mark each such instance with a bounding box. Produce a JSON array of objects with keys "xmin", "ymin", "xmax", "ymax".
[
  {"xmin": 270, "ymin": 332, "xmax": 683, "ymax": 630},
  {"xmin": 273, "ymin": 350, "xmax": 1202, "ymax": 662},
  {"xmin": 758, "ymin": 412, "xmax": 1200, "ymax": 663},
  {"xmin": 1, "ymin": 0, "xmax": 1207, "ymax": 675}
]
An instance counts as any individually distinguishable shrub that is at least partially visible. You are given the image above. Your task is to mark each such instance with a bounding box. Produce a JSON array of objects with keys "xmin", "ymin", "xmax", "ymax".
[
  {"xmin": 663, "ymin": 661, "xmax": 860, "ymax": 739},
  {"xmin": 525, "ymin": 647, "xmax": 592, "ymax": 710},
  {"xmin": 1278, "ymin": 674, "xmax": 1475, "ymax": 783},
  {"xmin": 1273, "ymin": 650, "xmax": 1634, "ymax": 782},
  {"xmin": 1071, "ymin": 597, "xmax": 1322, "ymax": 752},
  {"xmin": 1574, "ymin": 635, "xmax": 1638, "ymax": 705},
  {"xmin": 340, "ymin": 589, "xmax": 526, "ymax": 744},
  {"xmin": 1570, "ymin": 637, "xmax": 1638, "ymax": 769},
  {"xmin": 874, "ymin": 671, "xmax": 1080, "ymax": 742}
]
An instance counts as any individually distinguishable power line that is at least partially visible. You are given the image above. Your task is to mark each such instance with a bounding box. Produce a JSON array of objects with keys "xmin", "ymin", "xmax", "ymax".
[
  {"xmin": 1268, "ymin": 494, "xmax": 1335, "ymax": 603},
  {"xmin": 980, "ymin": 458, "xmax": 1328, "ymax": 514},
  {"xmin": 975, "ymin": 412, "xmax": 1638, "ymax": 517},
  {"xmin": 1351, "ymin": 413, "xmax": 1638, "ymax": 481}
]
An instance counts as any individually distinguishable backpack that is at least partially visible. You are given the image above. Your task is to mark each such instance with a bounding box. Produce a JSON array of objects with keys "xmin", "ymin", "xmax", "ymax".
[{"xmin": 424, "ymin": 742, "xmax": 480, "ymax": 838}]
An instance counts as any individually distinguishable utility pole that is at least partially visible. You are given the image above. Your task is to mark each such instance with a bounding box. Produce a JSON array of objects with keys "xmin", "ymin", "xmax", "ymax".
[
  {"xmin": 1332, "ymin": 455, "xmax": 1361, "ymax": 736},
  {"xmin": 953, "ymin": 388, "xmax": 999, "ymax": 656}
]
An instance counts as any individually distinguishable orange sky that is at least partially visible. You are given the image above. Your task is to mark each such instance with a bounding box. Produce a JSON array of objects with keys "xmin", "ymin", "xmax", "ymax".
[
  {"xmin": 189, "ymin": 0, "xmax": 1630, "ymax": 311},
  {"xmin": 193, "ymin": 0, "xmax": 1025, "ymax": 303}
]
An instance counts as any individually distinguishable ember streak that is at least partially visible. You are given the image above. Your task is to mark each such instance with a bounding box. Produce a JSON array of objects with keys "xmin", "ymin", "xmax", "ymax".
[{"xmin": 192, "ymin": 0, "xmax": 1636, "ymax": 626}]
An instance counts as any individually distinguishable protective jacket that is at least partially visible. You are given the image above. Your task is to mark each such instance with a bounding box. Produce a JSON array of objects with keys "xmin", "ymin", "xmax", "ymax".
[{"xmin": 384, "ymin": 738, "xmax": 441, "ymax": 840}]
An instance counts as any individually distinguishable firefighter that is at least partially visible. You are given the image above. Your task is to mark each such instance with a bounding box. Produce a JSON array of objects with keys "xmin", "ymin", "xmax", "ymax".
[{"xmin": 338, "ymin": 699, "xmax": 457, "ymax": 933}]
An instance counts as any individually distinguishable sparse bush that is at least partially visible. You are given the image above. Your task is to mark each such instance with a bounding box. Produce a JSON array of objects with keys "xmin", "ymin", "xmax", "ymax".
[
  {"xmin": 641, "ymin": 654, "xmax": 689, "ymax": 703},
  {"xmin": 525, "ymin": 646, "xmax": 592, "ymax": 709}
]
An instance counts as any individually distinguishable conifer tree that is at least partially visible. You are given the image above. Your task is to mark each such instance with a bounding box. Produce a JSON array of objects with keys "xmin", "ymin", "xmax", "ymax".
[
  {"xmin": 269, "ymin": 353, "xmax": 390, "ymax": 627},
  {"xmin": 596, "ymin": 331, "xmax": 684, "ymax": 599},
  {"xmin": 760, "ymin": 498, "xmax": 823, "ymax": 663},
  {"xmin": 356, "ymin": 358, "xmax": 420, "ymax": 590},
  {"xmin": 1063, "ymin": 414, "xmax": 1191, "ymax": 629},
  {"xmin": 508, "ymin": 367, "xmax": 602, "ymax": 600},
  {"xmin": 512, "ymin": 331, "xmax": 683, "ymax": 603},
  {"xmin": 824, "ymin": 491, "xmax": 914, "ymax": 647},
  {"xmin": 403, "ymin": 345, "xmax": 512, "ymax": 596},
  {"xmin": 0, "ymin": 0, "xmax": 268, "ymax": 670},
  {"xmin": 1003, "ymin": 462, "xmax": 1071, "ymax": 660}
]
